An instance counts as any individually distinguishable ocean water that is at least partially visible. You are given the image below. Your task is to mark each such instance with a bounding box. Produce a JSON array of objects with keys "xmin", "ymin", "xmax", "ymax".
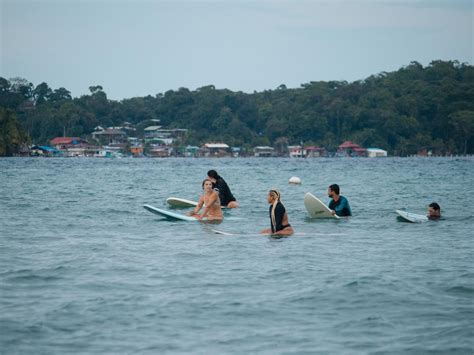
[{"xmin": 0, "ymin": 157, "xmax": 473, "ymax": 354}]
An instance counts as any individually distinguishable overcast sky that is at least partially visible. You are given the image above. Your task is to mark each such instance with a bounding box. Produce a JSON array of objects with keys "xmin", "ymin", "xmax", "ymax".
[{"xmin": 1, "ymin": 0, "xmax": 472, "ymax": 100}]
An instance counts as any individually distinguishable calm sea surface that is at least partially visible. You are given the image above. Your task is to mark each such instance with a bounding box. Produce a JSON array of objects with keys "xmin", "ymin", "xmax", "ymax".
[{"xmin": 1, "ymin": 157, "xmax": 473, "ymax": 354}]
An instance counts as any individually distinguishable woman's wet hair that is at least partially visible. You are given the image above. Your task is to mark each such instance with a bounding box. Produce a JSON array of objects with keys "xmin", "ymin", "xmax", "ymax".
[
  {"xmin": 269, "ymin": 189, "xmax": 281, "ymax": 231},
  {"xmin": 207, "ymin": 170, "xmax": 221, "ymax": 180},
  {"xmin": 429, "ymin": 202, "xmax": 440, "ymax": 211}
]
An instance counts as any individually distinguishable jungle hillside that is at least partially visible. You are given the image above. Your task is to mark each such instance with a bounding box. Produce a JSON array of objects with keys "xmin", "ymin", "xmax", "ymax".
[{"xmin": 1, "ymin": 60, "xmax": 473, "ymax": 156}]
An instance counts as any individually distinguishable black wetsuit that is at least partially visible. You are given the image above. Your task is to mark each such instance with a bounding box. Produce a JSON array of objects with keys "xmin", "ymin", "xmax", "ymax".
[
  {"xmin": 269, "ymin": 202, "xmax": 290, "ymax": 233},
  {"xmin": 213, "ymin": 178, "xmax": 236, "ymax": 207}
]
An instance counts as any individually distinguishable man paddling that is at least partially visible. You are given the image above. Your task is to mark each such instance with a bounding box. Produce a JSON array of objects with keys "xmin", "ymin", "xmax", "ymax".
[{"xmin": 328, "ymin": 184, "xmax": 352, "ymax": 217}]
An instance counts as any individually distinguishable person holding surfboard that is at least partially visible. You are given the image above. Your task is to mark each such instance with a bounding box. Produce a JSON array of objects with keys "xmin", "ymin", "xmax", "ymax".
[
  {"xmin": 260, "ymin": 190, "xmax": 294, "ymax": 236},
  {"xmin": 427, "ymin": 202, "xmax": 441, "ymax": 219},
  {"xmin": 328, "ymin": 184, "xmax": 352, "ymax": 217},
  {"xmin": 207, "ymin": 170, "xmax": 239, "ymax": 208},
  {"xmin": 188, "ymin": 179, "xmax": 223, "ymax": 221}
]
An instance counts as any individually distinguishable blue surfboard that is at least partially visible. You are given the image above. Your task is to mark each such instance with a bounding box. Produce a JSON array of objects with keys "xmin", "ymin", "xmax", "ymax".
[{"xmin": 144, "ymin": 204, "xmax": 201, "ymax": 221}]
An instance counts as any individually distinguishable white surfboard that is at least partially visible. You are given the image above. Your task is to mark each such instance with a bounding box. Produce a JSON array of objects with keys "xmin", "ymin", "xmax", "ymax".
[
  {"xmin": 167, "ymin": 196, "xmax": 231, "ymax": 210},
  {"xmin": 395, "ymin": 210, "xmax": 428, "ymax": 223},
  {"xmin": 144, "ymin": 204, "xmax": 201, "ymax": 221},
  {"xmin": 211, "ymin": 229, "xmax": 301, "ymax": 237},
  {"xmin": 212, "ymin": 229, "xmax": 235, "ymax": 235},
  {"xmin": 304, "ymin": 192, "xmax": 340, "ymax": 219},
  {"xmin": 166, "ymin": 197, "xmax": 198, "ymax": 208}
]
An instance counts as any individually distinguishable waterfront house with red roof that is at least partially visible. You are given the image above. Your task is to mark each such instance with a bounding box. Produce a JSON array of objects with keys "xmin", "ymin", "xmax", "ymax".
[
  {"xmin": 49, "ymin": 137, "xmax": 92, "ymax": 157},
  {"xmin": 337, "ymin": 141, "xmax": 367, "ymax": 157},
  {"xmin": 50, "ymin": 137, "xmax": 88, "ymax": 150}
]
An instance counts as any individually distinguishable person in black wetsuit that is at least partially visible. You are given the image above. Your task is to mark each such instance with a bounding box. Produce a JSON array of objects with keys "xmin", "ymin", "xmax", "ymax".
[
  {"xmin": 207, "ymin": 170, "xmax": 239, "ymax": 208},
  {"xmin": 260, "ymin": 189, "xmax": 294, "ymax": 236}
]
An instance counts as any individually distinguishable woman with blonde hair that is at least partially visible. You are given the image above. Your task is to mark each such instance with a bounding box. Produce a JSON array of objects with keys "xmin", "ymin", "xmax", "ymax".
[
  {"xmin": 260, "ymin": 189, "xmax": 294, "ymax": 236},
  {"xmin": 188, "ymin": 178, "xmax": 223, "ymax": 221}
]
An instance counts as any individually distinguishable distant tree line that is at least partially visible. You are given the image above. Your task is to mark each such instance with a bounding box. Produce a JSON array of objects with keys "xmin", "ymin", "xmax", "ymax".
[{"xmin": 0, "ymin": 60, "xmax": 473, "ymax": 156}]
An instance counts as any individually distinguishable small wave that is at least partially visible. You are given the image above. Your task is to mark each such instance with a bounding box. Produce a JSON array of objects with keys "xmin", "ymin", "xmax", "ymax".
[
  {"xmin": 446, "ymin": 285, "xmax": 474, "ymax": 294},
  {"xmin": 343, "ymin": 275, "xmax": 380, "ymax": 288},
  {"xmin": 2, "ymin": 267, "xmax": 67, "ymax": 283},
  {"xmin": 284, "ymin": 293, "xmax": 323, "ymax": 303},
  {"xmin": 425, "ymin": 268, "xmax": 444, "ymax": 273},
  {"xmin": 7, "ymin": 274, "xmax": 63, "ymax": 283},
  {"xmin": 345, "ymin": 281, "xmax": 359, "ymax": 287}
]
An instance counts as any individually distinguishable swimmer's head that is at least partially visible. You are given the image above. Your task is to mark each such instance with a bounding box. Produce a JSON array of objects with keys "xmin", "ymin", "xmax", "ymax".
[
  {"xmin": 207, "ymin": 170, "xmax": 220, "ymax": 183},
  {"xmin": 268, "ymin": 189, "xmax": 281, "ymax": 203},
  {"xmin": 328, "ymin": 184, "xmax": 340, "ymax": 197},
  {"xmin": 202, "ymin": 178, "xmax": 213, "ymax": 190},
  {"xmin": 428, "ymin": 202, "xmax": 441, "ymax": 218}
]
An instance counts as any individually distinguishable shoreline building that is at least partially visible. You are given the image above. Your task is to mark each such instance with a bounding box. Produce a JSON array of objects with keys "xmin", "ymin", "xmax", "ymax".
[
  {"xmin": 144, "ymin": 126, "xmax": 188, "ymax": 145},
  {"xmin": 366, "ymin": 148, "xmax": 388, "ymax": 158},
  {"xmin": 92, "ymin": 128, "xmax": 127, "ymax": 145},
  {"xmin": 288, "ymin": 145, "xmax": 306, "ymax": 158},
  {"xmin": 50, "ymin": 137, "xmax": 94, "ymax": 157},
  {"xmin": 305, "ymin": 146, "xmax": 326, "ymax": 158},
  {"xmin": 337, "ymin": 141, "xmax": 367, "ymax": 157},
  {"xmin": 254, "ymin": 146, "xmax": 275, "ymax": 157},
  {"xmin": 199, "ymin": 143, "xmax": 230, "ymax": 157}
]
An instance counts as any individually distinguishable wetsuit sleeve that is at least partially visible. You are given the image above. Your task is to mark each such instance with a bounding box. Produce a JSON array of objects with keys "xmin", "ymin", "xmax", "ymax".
[
  {"xmin": 328, "ymin": 199, "xmax": 335, "ymax": 210},
  {"xmin": 342, "ymin": 197, "xmax": 352, "ymax": 216},
  {"xmin": 273, "ymin": 203, "xmax": 286, "ymax": 232},
  {"xmin": 213, "ymin": 180, "xmax": 227, "ymax": 205},
  {"xmin": 336, "ymin": 197, "xmax": 352, "ymax": 216},
  {"xmin": 215, "ymin": 179, "xmax": 235, "ymax": 206}
]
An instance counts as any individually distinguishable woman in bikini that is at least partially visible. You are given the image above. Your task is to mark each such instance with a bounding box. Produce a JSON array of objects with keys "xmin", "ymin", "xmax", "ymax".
[
  {"xmin": 260, "ymin": 189, "xmax": 294, "ymax": 236},
  {"xmin": 188, "ymin": 178, "xmax": 223, "ymax": 221}
]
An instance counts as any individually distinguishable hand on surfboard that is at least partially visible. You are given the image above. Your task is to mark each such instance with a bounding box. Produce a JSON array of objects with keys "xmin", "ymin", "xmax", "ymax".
[{"xmin": 186, "ymin": 211, "xmax": 201, "ymax": 220}]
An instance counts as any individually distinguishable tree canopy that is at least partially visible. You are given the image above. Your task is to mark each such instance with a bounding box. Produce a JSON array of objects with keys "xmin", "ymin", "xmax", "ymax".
[{"xmin": 0, "ymin": 60, "xmax": 473, "ymax": 156}]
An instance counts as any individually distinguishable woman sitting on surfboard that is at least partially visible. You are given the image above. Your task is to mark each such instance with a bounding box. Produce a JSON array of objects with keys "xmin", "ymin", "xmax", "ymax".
[
  {"xmin": 188, "ymin": 179, "xmax": 223, "ymax": 221},
  {"xmin": 207, "ymin": 170, "xmax": 239, "ymax": 208},
  {"xmin": 260, "ymin": 190, "xmax": 294, "ymax": 236}
]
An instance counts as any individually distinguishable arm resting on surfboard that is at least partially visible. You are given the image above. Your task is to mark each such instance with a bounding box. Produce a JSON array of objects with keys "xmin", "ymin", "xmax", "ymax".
[
  {"xmin": 197, "ymin": 192, "xmax": 219, "ymax": 220},
  {"xmin": 188, "ymin": 197, "xmax": 204, "ymax": 217}
]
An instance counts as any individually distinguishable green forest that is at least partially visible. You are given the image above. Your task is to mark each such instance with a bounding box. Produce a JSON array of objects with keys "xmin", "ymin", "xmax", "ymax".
[{"xmin": 1, "ymin": 60, "xmax": 473, "ymax": 156}]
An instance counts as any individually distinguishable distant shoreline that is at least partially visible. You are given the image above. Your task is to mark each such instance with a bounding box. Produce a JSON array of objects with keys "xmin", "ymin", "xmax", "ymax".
[{"xmin": 5, "ymin": 155, "xmax": 473, "ymax": 159}]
